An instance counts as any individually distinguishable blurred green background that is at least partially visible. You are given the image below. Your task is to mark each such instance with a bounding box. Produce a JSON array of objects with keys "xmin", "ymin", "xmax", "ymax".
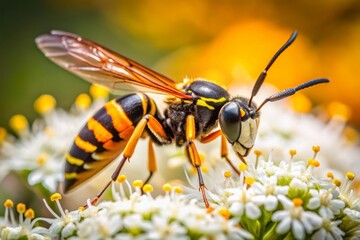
[{"xmin": 1, "ymin": 0, "xmax": 360, "ymax": 130}]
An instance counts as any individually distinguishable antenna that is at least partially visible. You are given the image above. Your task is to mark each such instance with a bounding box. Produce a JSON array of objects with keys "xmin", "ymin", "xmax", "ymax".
[
  {"xmin": 248, "ymin": 31, "xmax": 298, "ymax": 107},
  {"xmin": 255, "ymin": 78, "xmax": 330, "ymax": 113}
]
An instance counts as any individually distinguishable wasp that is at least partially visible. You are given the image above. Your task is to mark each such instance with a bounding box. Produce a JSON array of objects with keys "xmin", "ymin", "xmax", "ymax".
[{"xmin": 36, "ymin": 31, "xmax": 329, "ymax": 207}]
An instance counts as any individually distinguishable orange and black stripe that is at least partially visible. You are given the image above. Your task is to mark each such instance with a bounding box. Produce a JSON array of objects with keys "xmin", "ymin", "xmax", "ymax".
[{"xmin": 64, "ymin": 93, "xmax": 159, "ymax": 192}]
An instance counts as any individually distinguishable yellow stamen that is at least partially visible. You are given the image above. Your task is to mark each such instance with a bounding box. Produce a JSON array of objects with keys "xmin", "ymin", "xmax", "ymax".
[
  {"xmin": 132, "ymin": 180, "xmax": 143, "ymax": 188},
  {"xmin": 224, "ymin": 171, "xmax": 232, "ymax": 178},
  {"xmin": 117, "ymin": 175, "xmax": 127, "ymax": 183},
  {"xmin": 0, "ymin": 127, "xmax": 7, "ymax": 143},
  {"xmin": 36, "ymin": 153, "xmax": 48, "ymax": 166},
  {"xmin": 24, "ymin": 208, "xmax": 35, "ymax": 219},
  {"xmin": 327, "ymin": 172, "xmax": 334, "ymax": 179},
  {"xmin": 309, "ymin": 159, "xmax": 320, "ymax": 168},
  {"xmin": 289, "ymin": 149, "xmax": 297, "ymax": 157},
  {"xmin": 78, "ymin": 206, "xmax": 85, "ymax": 211},
  {"xmin": 90, "ymin": 84, "xmax": 109, "ymax": 99},
  {"xmin": 254, "ymin": 149, "xmax": 262, "ymax": 157},
  {"xmin": 218, "ymin": 208, "xmax": 231, "ymax": 219},
  {"xmin": 174, "ymin": 186, "xmax": 183, "ymax": 194},
  {"xmin": 312, "ymin": 145, "xmax": 320, "ymax": 153},
  {"xmin": 292, "ymin": 198, "xmax": 303, "ymax": 207},
  {"xmin": 9, "ymin": 114, "xmax": 28, "ymax": 133},
  {"xmin": 75, "ymin": 93, "xmax": 92, "ymax": 109},
  {"xmin": 4, "ymin": 199, "xmax": 14, "ymax": 208},
  {"xmin": 50, "ymin": 193, "xmax": 62, "ymax": 201},
  {"xmin": 239, "ymin": 163, "xmax": 247, "ymax": 171},
  {"xmin": 346, "ymin": 172, "xmax": 355, "ymax": 181},
  {"xmin": 245, "ymin": 176, "xmax": 255, "ymax": 186},
  {"xmin": 16, "ymin": 203, "xmax": 26, "ymax": 214},
  {"xmin": 290, "ymin": 93, "xmax": 312, "ymax": 113},
  {"xmin": 162, "ymin": 183, "xmax": 172, "ymax": 192},
  {"xmin": 142, "ymin": 184, "xmax": 153, "ymax": 193},
  {"xmin": 333, "ymin": 179, "xmax": 341, "ymax": 187},
  {"xmin": 34, "ymin": 94, "xmax": 56, "ymax": 114}
]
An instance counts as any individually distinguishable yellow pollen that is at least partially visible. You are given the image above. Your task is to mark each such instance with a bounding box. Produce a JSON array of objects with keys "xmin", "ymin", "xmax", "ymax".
[
  {"xmin": 50, "ymin": 193, "xmax": 62, "ymax": 201},
  {"xmin": 75, "ymin": 93, "xmax": 92, "ymax": 109},
  {"xmin": 4, "ymin": 199, "xmax": 14, "ymax": 208},
  {"xmin": 90, "ymin": 84, "xmax": 109, "ymax": 99},
  {"xmin": 36, "ymin": 153, "xmax": 48, "ymax": 165},
  {"xmin": 289, "ymin": 149, "xmax": 297, "ymax": 157},
  {"xmin": 142, "ymin": 184, "xmax": 153, "ymax": 193},
  {"xmin": 290, "ymin": 93, "xmax": 312, "ymax": 113},
  {"xmin": 174, "ymin": 186, "xmax": 183, "ymax": 194},
  {"xmin": 117, "ymin": 175, "xmax": 127, "ymax": 183},
  {"xmin": 346, "ymin": 172, "xmax": 355, "ymax": 181},
  {"xmin": 34, "ymin": 94, "xmax": 56, "ymax": 114},
  {"xmin": 310, "ymin": 159, "xmax": 320, "ymax": 168},
  {"xmin": 327, "ymin": 172, "xmax": 334, "ymax": 179},
  {"xmin": 162, "ymin": 183, "xmax": 172, "ymax": 192},
  {"xmin": 24, "ymin": 208, "xmax": 35, "ymax": 219},
  {"xmin": 224, "ymin": 171, "xmax": 232, "ymax": 178},
  {"xmin": 254, "ymin": 149, "xmax": 262, "ymax": 156},
  {"xmin": 292, "ymin": 198, "xmax": 303, "ymax": 207},
  {"xmin": 9, "ymin": 114, "xmax": 28, "ymax": 133},
  {"xmin": 327, "ymin": 101, "xmax": 351, "ymax": 121},
  {"xmin": 218, "ymin": 208, "xmax": 231, "ymax": 219},
  {"xmin": 333, "ymin": 179, "xmax": 341, "ymax": 187},
  {"xmin": 132, "ymin": 180, "xmax": 143, "ymax": 188},
  {"xmin": 0, "ymin": 127, "xmax": 7, "ymax": 143},
  {"xmin": 245, "ymin": 176, "xmax": 255, "ymax": 185},
  {"xmin": 78, "ymin": 206, "xmax": 85, "ymax": 211},
  {"xmin": 312, "ymin": 145, "xmax": 321, "ymax": 153},
  {"xmin": 239, "ymin": 163, "xmax": 248, "ymax": 171},
  {"xmin": 16, "ymin": 203, "xmax": 26, "ymax": 214}
]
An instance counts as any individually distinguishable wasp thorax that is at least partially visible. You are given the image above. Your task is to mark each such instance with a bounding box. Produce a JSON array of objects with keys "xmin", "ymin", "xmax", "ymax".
[{"xmin": 219, "ymin": 98, "xmax": 260, "ymax": 157}]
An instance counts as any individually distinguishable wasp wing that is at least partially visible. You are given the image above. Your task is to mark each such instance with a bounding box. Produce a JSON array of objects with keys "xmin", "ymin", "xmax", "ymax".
[{"xmin": 35, "ymin": 30, "xmax": 191, "ymax": 99}]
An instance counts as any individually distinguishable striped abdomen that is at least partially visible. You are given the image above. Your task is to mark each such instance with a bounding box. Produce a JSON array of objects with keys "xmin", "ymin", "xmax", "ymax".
[{"xmin": 64, "ymin": 93, "xmax": 157, "ymax": 192}]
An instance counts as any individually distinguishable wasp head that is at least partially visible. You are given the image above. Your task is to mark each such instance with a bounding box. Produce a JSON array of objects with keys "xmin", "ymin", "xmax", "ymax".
[{"xmin": 219, "ymin": 97, "xmax": 260, "ymax": 158}]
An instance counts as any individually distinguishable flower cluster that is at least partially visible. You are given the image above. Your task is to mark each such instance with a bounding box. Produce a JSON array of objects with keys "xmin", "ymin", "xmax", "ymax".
[
  {"xmin": 1, "ymin": 147, "xmax": 360, "ymax": 239},
  {"xmin": 0, "ymin": 85, "xmax": 108, "ymax": 192}
]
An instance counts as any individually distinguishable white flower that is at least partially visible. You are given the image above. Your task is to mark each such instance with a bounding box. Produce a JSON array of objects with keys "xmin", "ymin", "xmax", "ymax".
[
  {"xmin": 251, "ymin": 175, "xmax": 289, "ymax": 211},
  {"xmin": 227, "ymin": 187, "xmax": 262, "ymax": 220},
  {"xmin": 272, "ymin": 195, "xmax": 322, "ymax": 239},
  {"xmin": 307, "ymin": 188, "xmax": 345, "ymax": 218},
  {"xmin": 311, "ymin": 210, "xmax": 344, "ymax": 240}
]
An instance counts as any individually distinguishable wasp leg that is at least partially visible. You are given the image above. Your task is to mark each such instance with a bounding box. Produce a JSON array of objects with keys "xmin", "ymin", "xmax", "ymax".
[
  {"xmin": 185, "ymin": 115, "xmax": 210, "ymax": 208},
  {"xmin": 200, "ymin": 130, "xmax": 240, "ymax": 175},
  {"xmin": 143, "ymin": 139, "xmax": 157, "ymax": 186},
  {"xmin": 87, "ymin": 115, "xmax": 168, "ymax": 206}
]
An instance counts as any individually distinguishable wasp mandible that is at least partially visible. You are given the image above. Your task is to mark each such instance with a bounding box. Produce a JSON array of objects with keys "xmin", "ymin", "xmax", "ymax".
[{"xmin": 36, "ymin": 31, "xmax": 329, "ymax": 208}]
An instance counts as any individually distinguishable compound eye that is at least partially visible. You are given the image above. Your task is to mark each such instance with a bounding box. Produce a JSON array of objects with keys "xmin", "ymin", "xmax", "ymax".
[{"xmin": 219, "ymin": 102, "xmax": 242, "ymax": 143}]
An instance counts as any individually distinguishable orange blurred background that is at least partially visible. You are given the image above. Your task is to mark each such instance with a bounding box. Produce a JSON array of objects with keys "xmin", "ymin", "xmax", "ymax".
[{"xmin": 1, "ymin": 0, "xmax": 359, "ymax": 128}]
